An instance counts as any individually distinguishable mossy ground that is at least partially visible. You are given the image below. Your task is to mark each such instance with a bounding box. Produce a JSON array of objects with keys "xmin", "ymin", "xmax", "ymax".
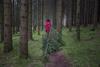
[{"xmin": 0, "ymin": 26, "xmax": 100, "ymax": 67}]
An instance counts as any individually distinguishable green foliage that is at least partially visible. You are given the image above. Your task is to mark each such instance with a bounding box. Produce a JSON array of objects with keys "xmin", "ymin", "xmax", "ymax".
[{"xmin": 42, "ymin": 29, "xmax": 65, "ymax": 62}]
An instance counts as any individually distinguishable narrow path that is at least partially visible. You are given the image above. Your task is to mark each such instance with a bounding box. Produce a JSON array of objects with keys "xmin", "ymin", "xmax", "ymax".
[{"xmin": 45, "ymin": 51, "xmax": 72, "ymax": 67}]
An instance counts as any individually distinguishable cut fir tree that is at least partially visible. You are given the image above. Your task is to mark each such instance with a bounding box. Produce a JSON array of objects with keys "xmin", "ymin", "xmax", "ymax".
[{"xmin": 42, "ymin": 29, "xmax": 65, "ymax": 63}]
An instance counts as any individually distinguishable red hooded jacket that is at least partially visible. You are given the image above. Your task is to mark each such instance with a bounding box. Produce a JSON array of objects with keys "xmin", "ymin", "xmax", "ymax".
[{"xmin": 44, "ymin": 19, "xmax": 51, "ymax": 33}]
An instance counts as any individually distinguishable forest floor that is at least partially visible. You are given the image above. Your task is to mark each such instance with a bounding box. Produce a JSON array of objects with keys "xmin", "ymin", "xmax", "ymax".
[{"xmin": 0, "ymin": 25, "xmax": 100, "ymax": 67}]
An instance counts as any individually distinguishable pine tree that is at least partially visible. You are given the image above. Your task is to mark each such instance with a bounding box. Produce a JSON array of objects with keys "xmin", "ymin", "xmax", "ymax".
[
  {"xmin": 56, "ymin": 0, "xmax": 63, "ymax": 33},
  {"xmin": 20, "ymin": 0, "xmax": 28, "ymax": 58},
  {"xmin": 76, "ymin": 0, "xmax": 81, "ymax": 41},
  {"xmin": 28, "ymin": 0, "xmax": 32, "ymax": 40},
  {"xmin": 0, "ymin": 0, "xmax": 4, "ymax": 42},
  {"xmin": 4, "ymin": 0, "xmax": 13, "ymax": 52}
]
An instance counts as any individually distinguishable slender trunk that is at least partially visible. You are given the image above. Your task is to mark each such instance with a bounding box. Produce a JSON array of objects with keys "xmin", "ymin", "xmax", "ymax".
[
  {"xmin": 20, "ymin": 0, "xmax": 28, "ymax": 58},
  {"xmin": 76, "ymin": 0, "xmax": 81, "ymax": 41},
  {"xmin": 43, "ymin": 0, "xmax": 49, "ymax": 22},
  {"xmin": 12, "ymin": 0, "xmax": 16, "ymax": 34},
  {"xmin": 52, "ymin": 0, "xmax": 56, "ymax": 29},
  {"xmin": 0, "ymin": 0, "xmax": 4, "ymax": 42},
  {"xmin": 37, "ymin": 0, "xmax": 41, "ymax": 35},
  {"xmin": 41, "ymin": 0, "xmax": 44, "ymax": 30},
  {"xmin": 56, "ymin": 0, "xmax": 62, "ymax": 33},
  {"xmin": 4, "ymin": 0, "xmax": 13, "ymax": 52},
  {"xmin": 16, "ymin": 0, "xmax": 20, "ymax": 33},
  {"xmin": 33, "ymin": 0, "xmax": 38, "ymax": 32},
  {"xmin": 28, "ymin": 0, "xmax": 32, "ymax": 40},
  {"xmin": 92, "ymin": 0, "xmax": 98, "ymax": 30},
  {"xmin": 84, "ymin": 0, "xmax": 88, "ymax": 26},
  {"xmin": 68, "ymin": 0, "xmax": 72, "ymax": 31},
  {"xmin": 80, "ymin": 0, "xmax": 85, "ymax": 25}
]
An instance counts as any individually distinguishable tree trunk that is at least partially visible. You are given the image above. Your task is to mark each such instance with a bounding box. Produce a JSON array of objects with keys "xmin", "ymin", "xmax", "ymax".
[
  {"xmin": 12, "ymin": 0, "xmax": 17, "ymax": 34},
  {"xmin": 20, "ymin": 0, "xmax": 28, "ymax": 58},
  {"xmin": 52, "ymin": 0, "xmax": 56, "ymax": 29},
  {"xmin": 41, "ymin": 0, "xmax": 44, "ymax": 30},
  {"xmin": 56, "ymin": 0, "xmax": 62, "ymax": 33},
  {"xmin": 80, "ymin": 0, "xmax": 85, "ymax": 25},
  {"xmin": 83, "ymin": 0, "xmax": 88, "ymax": 26},
  {"xmin": 73, "ymin": 0, "xmax": 77, "ymax": 26},
  {"xmin": 0, "ymin": 0, "xmax": 4, "ymax": 42},
  {"xmin": 16, "ymin": 0, "xmax": 20, "ymax": 33},
  {"xmin": 68, "ymin": 0, "xmax": 72, "ymax": 31},
  {"xmin": 33, "ymin": 0, "xmax": 38, "ymax": 32},
  {"xmin": 28, "ymin": 0, "xmax": 32, "ymax": 40},
  {"xmin": 37, "ymin": 0, "xmax": 41, "ymax": 35},
  {"xmin": 76, "ymin": 0, "xmax": 81, "ymax": 41},
  {"xmin": 92, "ymin": 0, "xmax": 98, "ymax": 30},
  {"xmin": 43, "ymin": 0, "xmax": 49, "ymax": 23},
  {"xmin": 4, "ymin": 0, "xmax": 13, "ymax": 52}
]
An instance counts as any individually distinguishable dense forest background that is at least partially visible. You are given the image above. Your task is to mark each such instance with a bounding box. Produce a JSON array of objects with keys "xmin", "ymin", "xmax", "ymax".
[{"xmin": 0, "ymin": 0, "xmax": 100, "ymax": 67}]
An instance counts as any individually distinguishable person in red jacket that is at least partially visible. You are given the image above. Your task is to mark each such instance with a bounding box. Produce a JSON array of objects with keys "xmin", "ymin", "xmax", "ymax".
[{"xmin": 44, "ymin": 19, "xmax": 52, "ymax": 35}]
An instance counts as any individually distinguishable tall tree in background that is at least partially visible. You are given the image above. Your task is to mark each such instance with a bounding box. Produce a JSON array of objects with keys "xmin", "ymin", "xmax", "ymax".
[
  {"xmin": 20, "ymin": 0, "xmax": 28, "ymax": 58},
  {"xmin": 12, "ymin": 0, "xmax": 15, "ymax": 34},
  {"xmin": 84, "ymin": 0, "xmax": 89, "ymax": 26},
  {"xmin": 28, "ymin": 0, "xmax": 32, "ymax": 40},
  {"xmin": 76, "ymin": 0, "xmax": 80, "ymax": 41},
  {"xmin": 12, "ymin": 0, "xmax": 20, "ymax": 34},
  {"xmin": 41, "ymin": 0, "xmax": 44, "ymax": 30},
  {"xmin": 43, "ymin": 0, "xmax": 48, "ymax": 23},
  {"xmin": 33, "ymin": 0, "xmax": 38, "ymax": 32},
  {"xmin": 53, "ymin": 0, "xmax": 57, "ymax": 29},
  {"xmin": 67, "ymin": 0, "xmax": 72, "ymax": 31},
  {"xmin": 0, "ymin": 0, "xmax": 4, "ymax": 42},
  {"xmin": 92, "ymin": 0, "xmax": 98, "ymax": 30},
  {"xmin": 4, "ymin": 0, "xmax": 13, "ymax": 52},
  {"xmin": 80, "ymin": 0, "xmax": 85, "ymax": 25},
  {"xmin": 37, "ymin": 0, "xmax": 41, "ymax": 35},
  {"xmin": 56, "ymin": 0, "xmax": 62, "ymax": 33},
  {"xmin": 15, "ymin": 0, "xmax": 20, "ymax": 33},
  {"xmin": 72, "ymin": 0, "xmax": 77, "ymax": 26}
]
